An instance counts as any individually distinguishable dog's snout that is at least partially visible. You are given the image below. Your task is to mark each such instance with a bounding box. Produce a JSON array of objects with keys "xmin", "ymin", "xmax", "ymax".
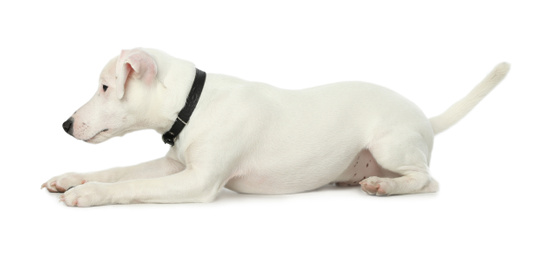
[{"xmin": 62, "ymin": 117, "xmax": 74, "ymax": 135}]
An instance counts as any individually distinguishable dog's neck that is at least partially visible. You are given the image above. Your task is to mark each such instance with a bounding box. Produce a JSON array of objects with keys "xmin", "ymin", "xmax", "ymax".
[{"xmin": 161, "ymin": 68, "xmax": 207, "ymax": 145}]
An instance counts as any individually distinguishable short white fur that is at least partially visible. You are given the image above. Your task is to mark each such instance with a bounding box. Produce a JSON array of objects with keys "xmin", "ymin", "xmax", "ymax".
[{"xmin": 42, "ymin": 48, "xmax": 510, "ymax": 206}]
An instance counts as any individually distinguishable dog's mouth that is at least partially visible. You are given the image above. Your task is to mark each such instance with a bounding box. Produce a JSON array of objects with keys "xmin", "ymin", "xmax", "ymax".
[{"xmin": 84, "ymin": 129, "xmax": 109, "ymax": 143}]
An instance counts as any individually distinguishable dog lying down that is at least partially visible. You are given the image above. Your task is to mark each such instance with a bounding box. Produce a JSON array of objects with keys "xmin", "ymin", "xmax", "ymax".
[{"xmin": 42, "ymin": 48, "xmax": 510, "ymax": 206}]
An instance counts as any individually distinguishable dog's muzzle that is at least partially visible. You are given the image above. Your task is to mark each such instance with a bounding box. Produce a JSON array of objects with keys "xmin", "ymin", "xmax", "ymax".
[{"xmin": 63, "ymin": 117, "xmax": 74, "ymax": 135}]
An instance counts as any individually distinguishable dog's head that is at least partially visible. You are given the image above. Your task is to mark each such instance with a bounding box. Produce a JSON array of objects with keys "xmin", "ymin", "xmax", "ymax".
[{"xmin": 62, "ymin": 48, "xmax": 163, "ymax": 143}]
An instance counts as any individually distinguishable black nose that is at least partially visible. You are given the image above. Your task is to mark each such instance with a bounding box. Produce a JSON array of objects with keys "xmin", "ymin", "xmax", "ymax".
[{"xmin": 63, "ymin": 117, "xmax": 74, "ymax": 135}]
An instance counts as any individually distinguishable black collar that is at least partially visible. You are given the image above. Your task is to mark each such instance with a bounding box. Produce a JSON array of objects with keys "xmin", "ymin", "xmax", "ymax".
[{"xmin": 162, "ymin": 68, "xmax": 206, "ymax": 146}]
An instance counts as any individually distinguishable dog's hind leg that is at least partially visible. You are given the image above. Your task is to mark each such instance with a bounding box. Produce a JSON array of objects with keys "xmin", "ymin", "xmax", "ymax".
[
  {"xmin": 361, "ymin": 171, "xmax": 439, "ymax": 196},
  {"xmin": 360, "ymin": 130, "xmax": 439, "ymax": 195}
]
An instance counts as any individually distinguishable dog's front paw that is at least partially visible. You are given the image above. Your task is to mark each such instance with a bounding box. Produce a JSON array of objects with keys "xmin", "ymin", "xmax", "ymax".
[
  {"xmin": 59, "ymin": 182, "xmax": 109, "ymax": 207},
  {"xmin": 360, "ymin": 177, "xmax": 394, "ymax": 196},
  {"xmin": 41, "ymin": 173, "xmax": 87, "ymax": 193}
]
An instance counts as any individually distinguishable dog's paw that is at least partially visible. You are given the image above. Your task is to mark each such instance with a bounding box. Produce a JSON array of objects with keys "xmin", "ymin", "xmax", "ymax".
[
  {"xmin": 59, "ymin": 182, "xmax": 108, "ymax": 207},
  {"xmin": 41, "ymin": 173, "xmax": 86, "ymax": 193},
  {"xmin": 360, "ymin": 177, "xmax": 394, "ymax": 196}
]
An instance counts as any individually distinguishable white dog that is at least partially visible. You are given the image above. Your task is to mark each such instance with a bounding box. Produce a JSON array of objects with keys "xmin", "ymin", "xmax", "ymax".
[{"xmin": 42, "ymin": 48, "xmax": 510, "ymax": 207}]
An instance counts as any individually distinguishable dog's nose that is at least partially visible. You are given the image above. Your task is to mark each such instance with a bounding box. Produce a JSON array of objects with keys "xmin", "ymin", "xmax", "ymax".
[{"xmin": 62, "ymin": 117, "xmax": 74, "ymax": 135}]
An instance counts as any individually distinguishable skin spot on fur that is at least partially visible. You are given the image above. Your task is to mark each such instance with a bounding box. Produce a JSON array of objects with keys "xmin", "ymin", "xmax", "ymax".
[{"xmin": 353, "ymin": 155, "xmax": 361, "ymax": 168}]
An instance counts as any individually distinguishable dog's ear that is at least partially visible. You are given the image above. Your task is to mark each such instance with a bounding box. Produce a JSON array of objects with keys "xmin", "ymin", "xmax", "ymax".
[{"xmin": 115, "ymin": 48, "xmax": 157, "ymax": 99}]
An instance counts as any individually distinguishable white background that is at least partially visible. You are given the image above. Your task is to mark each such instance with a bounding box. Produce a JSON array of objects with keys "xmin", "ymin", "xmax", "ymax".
[{"xmin": 1, "ymin": 0, "xmax": 542, "ymax": 259}]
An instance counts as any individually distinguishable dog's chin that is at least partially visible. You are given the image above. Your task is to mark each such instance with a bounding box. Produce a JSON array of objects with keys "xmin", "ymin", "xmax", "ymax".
[
  {"xmin": 81, "ymin": 129, "xmax": 110, "ymax": 144},
  {"xmin": 84, "ymin": 135, "xmax": 107, "ymax": 144}
]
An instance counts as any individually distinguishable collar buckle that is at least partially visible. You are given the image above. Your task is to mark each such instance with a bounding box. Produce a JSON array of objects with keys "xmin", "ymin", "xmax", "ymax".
[{"xmin": 162, "ymin": 131, "xmax": 175, "ymax": 145}]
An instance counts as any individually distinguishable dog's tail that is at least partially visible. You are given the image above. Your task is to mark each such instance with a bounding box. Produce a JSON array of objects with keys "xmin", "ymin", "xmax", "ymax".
[{"xmin": 429, "ymin": 62, "xmax": 510, "ymax": 135}]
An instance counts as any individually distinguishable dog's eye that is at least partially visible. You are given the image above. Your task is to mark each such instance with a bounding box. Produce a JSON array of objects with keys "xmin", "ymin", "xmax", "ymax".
[{"xmin": 102, "ymin": 85, "xmax": 109, "ymax": 92}]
